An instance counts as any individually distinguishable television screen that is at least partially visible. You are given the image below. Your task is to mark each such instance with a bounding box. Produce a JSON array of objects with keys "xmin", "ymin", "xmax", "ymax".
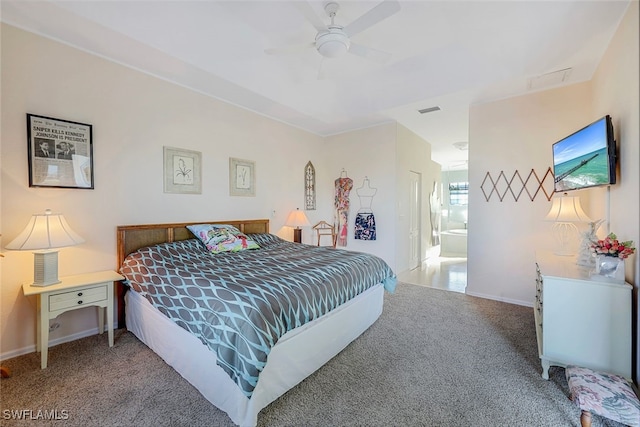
[{"xmin": 553, "ymin": 115, "xmax": 616, "ymax": 192}]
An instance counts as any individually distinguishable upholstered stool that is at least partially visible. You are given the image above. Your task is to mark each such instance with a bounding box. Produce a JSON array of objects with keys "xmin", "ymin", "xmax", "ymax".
[{"xmin": 566, "ymin": 365, "xmax": 640, "ymax": 427}]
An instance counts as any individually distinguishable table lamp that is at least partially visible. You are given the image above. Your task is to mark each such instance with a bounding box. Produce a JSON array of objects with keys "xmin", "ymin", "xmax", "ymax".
[
  {"xmin": 544, "ymin": 194, "xmax": 592, "ymax": 256},
  {"xmin": 5, "ymin": 209, "xmax": 85, "ymax": 286},
  {"xmin": 285, "ymin": 208, "xmax": 310, "ymax": 243}
]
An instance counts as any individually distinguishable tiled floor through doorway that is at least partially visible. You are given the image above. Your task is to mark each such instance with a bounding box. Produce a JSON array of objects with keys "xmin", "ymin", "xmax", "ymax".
[{"xmin": 397, "ymin": 256, "xmax": 467, "ymax": 293}]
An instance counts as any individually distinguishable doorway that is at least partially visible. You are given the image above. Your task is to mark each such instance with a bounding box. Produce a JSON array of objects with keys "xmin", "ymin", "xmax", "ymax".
[
  {"xmin": 398, "ymin": 169, "xmax": 467, "ymax": 293},
  {"xmin": 409, "ymin": 171, "xmax": 421, "ymax": 270}
]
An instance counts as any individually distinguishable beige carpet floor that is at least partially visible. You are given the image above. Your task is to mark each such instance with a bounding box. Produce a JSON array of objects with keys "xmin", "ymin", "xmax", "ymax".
[{"xmin": 0, "ymin": 283, "xmax": 624, "ymax": 426}]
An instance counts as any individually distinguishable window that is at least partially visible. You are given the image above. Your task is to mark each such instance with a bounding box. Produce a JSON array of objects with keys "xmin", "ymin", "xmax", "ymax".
[{"xmin": 449, "ymin": 182, "xmax": 468, "ymax": 206}]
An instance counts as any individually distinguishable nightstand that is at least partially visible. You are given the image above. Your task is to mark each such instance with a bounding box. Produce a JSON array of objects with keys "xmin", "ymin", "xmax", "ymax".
[{"xmin": 22, "ymin": 270, "xmax": 124, "ymax": 369}]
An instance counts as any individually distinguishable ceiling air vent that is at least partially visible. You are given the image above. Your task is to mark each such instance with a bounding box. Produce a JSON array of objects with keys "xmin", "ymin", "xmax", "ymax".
[
  {"xmin": 527, "ymin": 68, "xmax": 572, "ymax": 90},
  {"xmin": 453, "ymin": 141, "xmax": 468, "ymax": 151},
  {"xmin": 418, "ymin": 106, "xmax": 441, "ymax": 114}
]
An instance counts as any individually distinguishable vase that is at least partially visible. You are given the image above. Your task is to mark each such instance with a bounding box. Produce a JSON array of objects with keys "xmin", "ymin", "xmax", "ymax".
[{"xmin": 595, "ymin": 255, "xmax": 625, "ymax": 281}]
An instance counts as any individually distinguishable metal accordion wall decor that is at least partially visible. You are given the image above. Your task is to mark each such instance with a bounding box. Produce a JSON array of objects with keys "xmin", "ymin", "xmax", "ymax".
[{"xmin": 481, "ymin": 167, "xmax": 555, "ymax": 202}]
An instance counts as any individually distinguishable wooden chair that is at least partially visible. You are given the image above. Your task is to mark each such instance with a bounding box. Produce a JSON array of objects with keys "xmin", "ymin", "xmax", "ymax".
[{"xmin": 313, "ymin": 221, "xmax": 336, "ymax": 248}]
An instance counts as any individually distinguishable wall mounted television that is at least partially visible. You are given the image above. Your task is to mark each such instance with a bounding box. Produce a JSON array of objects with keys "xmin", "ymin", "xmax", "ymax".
[{"xmin": 552, "ymin": 115, "xmax": 617, "ymax": 192}]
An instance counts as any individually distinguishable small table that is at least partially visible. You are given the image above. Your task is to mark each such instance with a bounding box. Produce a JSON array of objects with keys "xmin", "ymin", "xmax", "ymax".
[{"xmin": 23, "ymin": 270, "xmax": 124, "ymax": 369}]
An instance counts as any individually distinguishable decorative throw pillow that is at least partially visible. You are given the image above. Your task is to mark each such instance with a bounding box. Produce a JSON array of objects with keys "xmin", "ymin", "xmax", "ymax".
[{"xmin": 186, "ymin": 224, "xmax": 260, "ymax": 254}]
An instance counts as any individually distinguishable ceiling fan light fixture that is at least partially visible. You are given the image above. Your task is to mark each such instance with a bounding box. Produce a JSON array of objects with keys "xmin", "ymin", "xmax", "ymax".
[{"xmin": 316, "ymin": 28, "xmax": 350, "ymax": 58}]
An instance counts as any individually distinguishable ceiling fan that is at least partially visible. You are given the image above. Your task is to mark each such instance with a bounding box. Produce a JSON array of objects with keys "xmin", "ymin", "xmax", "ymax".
[{"xmin": 265, "ymin": 0, "xmax": 401, "ymax": 64}]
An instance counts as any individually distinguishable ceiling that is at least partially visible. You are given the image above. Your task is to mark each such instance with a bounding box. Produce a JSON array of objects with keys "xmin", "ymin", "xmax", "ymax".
[{"xmin": 0, "ymin": 0, "xmax": 631, "ymax": 169}]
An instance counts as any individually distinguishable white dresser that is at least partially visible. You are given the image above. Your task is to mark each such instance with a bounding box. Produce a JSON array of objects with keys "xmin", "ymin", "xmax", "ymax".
[{"xmin": 534, "ymin": 251, "xmax": 631, "ymax": 380}]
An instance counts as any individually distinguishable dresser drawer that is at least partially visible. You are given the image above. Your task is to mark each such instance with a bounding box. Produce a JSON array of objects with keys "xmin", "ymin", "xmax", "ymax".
[
  {"xmin": 534, "ymin": 263, "xmax": 543, "ymax": 327},
  {"xmin": 49, "ymin": 284, "xmax": 108, "ymax": 311}
]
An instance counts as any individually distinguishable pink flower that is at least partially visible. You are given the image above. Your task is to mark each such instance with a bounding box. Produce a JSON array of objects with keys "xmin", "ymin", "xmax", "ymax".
[{"xmin": 591, "ymin": 233, "xmax": 636, "ymax": 259}]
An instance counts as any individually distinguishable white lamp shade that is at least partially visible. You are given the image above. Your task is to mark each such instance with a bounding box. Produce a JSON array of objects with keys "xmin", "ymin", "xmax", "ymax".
[
  {"xmin": 6, "ymin": 210, "xmax": 85, "ymax": 251},
  {"xmin": 544, "ymin": 195, "xmax": 592, "ymax": 223},
  {"xmin": 285, "ymin": 208, "xmax": 311, "ymax": 228}
]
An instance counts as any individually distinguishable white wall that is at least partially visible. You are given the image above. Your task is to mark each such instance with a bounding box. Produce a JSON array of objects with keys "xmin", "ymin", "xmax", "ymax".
[
  {"xmin": 0, "ymin": 24, "xmax": 328, "ymax": 358},
  {"xmin": 1, "ymin": 24, "xmax": 439, "ymax": 359},
  {"xmin": 323, "ymin": 123, "xmax": 398, "ymax": 267},
  {"xmin": 468, "ymin": 82, "xmax": 593, "ymax": 305},
  {"xmin": 468, "ymin": 1, "xmax": 639, "ymax": 383},
  {"xmin": 321, "ymin": 122, "xmax": 440, "ymax": 274},
  {"xmin": 590, "ymin": 0, "xmax": 639, "ymax": 385}
]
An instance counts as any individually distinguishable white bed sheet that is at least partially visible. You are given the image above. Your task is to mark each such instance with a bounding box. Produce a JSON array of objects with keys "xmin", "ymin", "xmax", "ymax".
[{"xmin": 125, "ymin": 283, "xmax": 384, "ymax": 426}]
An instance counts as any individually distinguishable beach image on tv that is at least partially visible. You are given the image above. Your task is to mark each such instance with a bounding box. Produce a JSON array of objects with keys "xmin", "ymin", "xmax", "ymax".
[{"xmin": 553, "ymin": 119, "xmax": 610, "ymax": 191}]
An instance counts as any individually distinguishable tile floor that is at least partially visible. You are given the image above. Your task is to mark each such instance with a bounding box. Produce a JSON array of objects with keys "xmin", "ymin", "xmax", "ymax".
[{"xmin": 397, "ymin": 256, "xmax": 467, "ymax": 293}]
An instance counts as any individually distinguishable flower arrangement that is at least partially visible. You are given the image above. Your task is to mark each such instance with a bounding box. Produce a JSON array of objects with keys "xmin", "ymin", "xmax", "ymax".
[{"xmin": 591, "ymin": 233, "xmax": 636, "ymax": 259}]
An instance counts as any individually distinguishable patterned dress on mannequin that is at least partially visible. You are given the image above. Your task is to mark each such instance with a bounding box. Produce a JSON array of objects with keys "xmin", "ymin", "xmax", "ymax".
[{"xmin": 334, "ymin": 175, "xmax": 353, "ymax": 247}]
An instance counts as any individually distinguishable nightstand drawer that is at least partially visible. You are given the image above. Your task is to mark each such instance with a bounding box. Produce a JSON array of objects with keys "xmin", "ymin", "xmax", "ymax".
[
  {"xmin": 49, "ymin": 284, "xmax": 108, "ymax": 311},
  {"xmin": 24, "ymin": 270, "xmax": 123, "ymax": 369}
]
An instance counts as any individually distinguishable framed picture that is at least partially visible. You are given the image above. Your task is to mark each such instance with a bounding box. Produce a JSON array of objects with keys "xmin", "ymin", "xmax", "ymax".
[
  {"xmin": 27, "ymin": 114, "xmax": 94, "ymax": 189},
  {"xmin": 163, "ymin": 146, "xmax": 202, "ymax": 194},
  {"xmin": 305, "ymin": 161, "xmax": 316, "ymax": 210},
  {"xmin": 229, "ymin": 157, "xmax": 255, "ymax": 197}
]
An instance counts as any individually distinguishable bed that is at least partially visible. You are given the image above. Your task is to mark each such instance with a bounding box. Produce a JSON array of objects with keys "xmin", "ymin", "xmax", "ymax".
[{"xmin": 116, "ymin": 219, "xmax": 396, "ymax": 426}]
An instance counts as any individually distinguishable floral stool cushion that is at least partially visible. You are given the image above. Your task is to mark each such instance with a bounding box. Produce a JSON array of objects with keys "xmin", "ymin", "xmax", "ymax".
[{"xmin": 566, "ymin": 365, "xmax": 640, "ymax": 427}]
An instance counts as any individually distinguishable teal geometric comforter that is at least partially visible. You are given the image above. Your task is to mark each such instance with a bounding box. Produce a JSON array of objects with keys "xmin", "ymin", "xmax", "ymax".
[{"xmin": 120, "ymin": 233, "xmax": 396, "ymax": 398}]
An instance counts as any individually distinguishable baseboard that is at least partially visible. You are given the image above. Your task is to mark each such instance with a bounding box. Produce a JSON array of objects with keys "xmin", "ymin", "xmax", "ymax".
[
  {"xmin": 464, "ymin": 290, "xmax": 533, "ymax": 308},
  {"xmin": 0, "ymin": 322, "xmax": 120, "ymax": 362},
  {"xmin": 439, "ymin": 251, "xmax": 467, "ymax": 258}
]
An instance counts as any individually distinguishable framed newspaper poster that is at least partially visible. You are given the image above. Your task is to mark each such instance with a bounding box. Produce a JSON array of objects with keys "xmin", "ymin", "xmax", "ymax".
[{"xmin": 27, "ymin": 114, "xmax": 94, "ymax": 189}]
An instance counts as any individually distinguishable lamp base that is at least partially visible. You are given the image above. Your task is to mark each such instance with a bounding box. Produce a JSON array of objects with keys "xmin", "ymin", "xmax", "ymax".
[
  {"xmin": 551, "ymin": 222, "xmax": 578, "ymax": 257},
  {"xmin": 32, "ymin": 251, "xmax": 61, "ymax": 286},
  {"xmin": 293, "ymin": 228, "xmax": 302, "ymax": 244}
]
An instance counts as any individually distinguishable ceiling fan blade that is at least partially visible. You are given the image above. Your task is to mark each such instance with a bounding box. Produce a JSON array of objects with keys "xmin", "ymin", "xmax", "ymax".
[
  {"xmin": 264, "ymin": 42, "xmax": 315, "ymax": 56},
  {"xmin": 343, "ymin": 0, "xmax": 401, "ymax": 38},
  {"xmin": 295, "ymin": 2, "xmax": 328, "ymax": 32},
  {"xmin": 348, "ymin": 42, "xmax": 392, "ymax": 63}
]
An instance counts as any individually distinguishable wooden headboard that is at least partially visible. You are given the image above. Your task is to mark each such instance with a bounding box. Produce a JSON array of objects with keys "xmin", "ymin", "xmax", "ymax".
[{"xmin": 115, "ymin": 219, "xmax": 269, "ymax": 326}]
